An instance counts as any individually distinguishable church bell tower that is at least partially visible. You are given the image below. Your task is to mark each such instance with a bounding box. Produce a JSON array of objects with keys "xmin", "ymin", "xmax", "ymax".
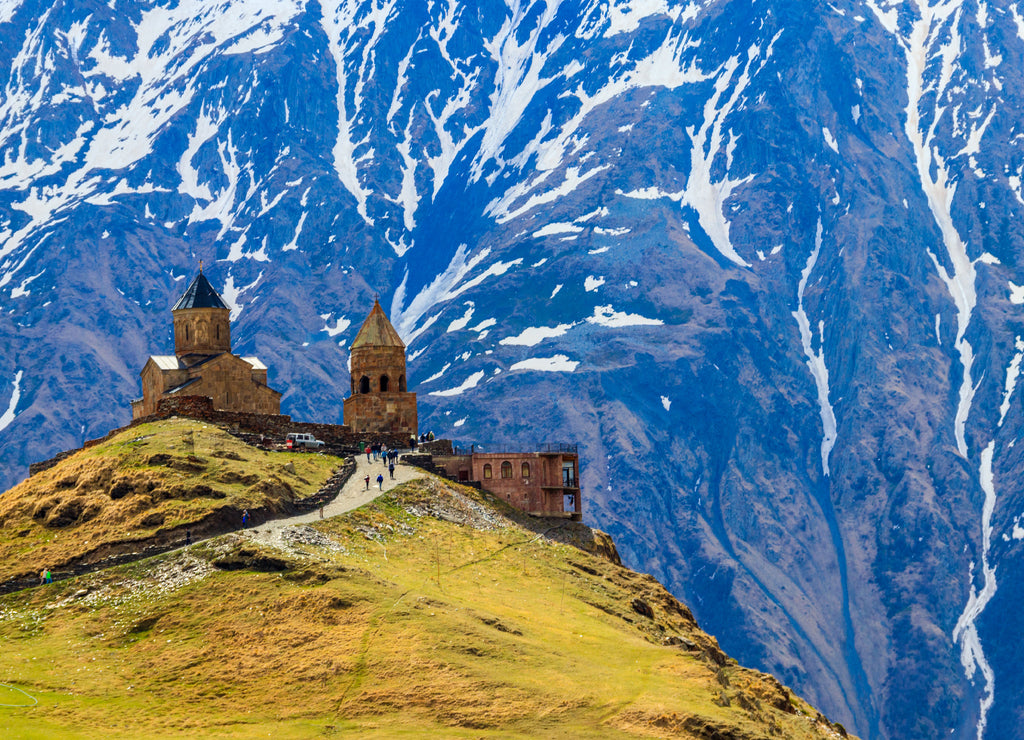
[{"xmin": 343, "ymin": 299, "xmax": 417, "ymax": 435}]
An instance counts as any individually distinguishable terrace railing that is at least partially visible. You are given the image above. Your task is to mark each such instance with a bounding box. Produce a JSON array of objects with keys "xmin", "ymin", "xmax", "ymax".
[{"xmin": 450, "ymin": 442, "xmax": 578, "ymax": 456}]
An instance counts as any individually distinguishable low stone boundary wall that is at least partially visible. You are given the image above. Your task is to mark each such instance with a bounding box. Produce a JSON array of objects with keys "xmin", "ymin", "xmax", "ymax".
[
  {"xmin": 144, "ymin": 397, "xmax": 354, "ymax": 444},
  {"xmin": 293, "ymin": 457, "xmax": 357, "ymax": 512},
  {"xmin": 29, "ymin": 396, "xmax": 414, "ymax": 476},
  {"xmin": 417, "ymin": 439, "xmax": 454, "ymax": 455}
]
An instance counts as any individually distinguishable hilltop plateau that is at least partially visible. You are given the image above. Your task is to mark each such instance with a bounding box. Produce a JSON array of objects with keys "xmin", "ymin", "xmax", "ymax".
[
  {"xmin": 0, "ymin": 421, "xmax": 849, "ymax": 739},
  {"xmin": 0, "ymin": 418, "xmax": 344, "ymax": 591}
]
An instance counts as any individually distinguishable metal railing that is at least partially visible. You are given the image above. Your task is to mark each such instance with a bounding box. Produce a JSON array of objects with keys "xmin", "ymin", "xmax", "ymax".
[{"xmin": 450, "ymin": 442, "xmax": 578, "ymax": 456}]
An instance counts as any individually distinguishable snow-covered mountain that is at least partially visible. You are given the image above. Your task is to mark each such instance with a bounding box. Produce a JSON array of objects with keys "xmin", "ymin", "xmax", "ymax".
[{"xmin": 2, "ymin": 1, "xmax": 1024, "ymax": 737}]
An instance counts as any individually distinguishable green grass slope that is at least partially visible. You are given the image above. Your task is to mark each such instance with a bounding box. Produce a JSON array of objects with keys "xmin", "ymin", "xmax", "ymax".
[
  {"xmin": 0, "ymin": 419, "xmax": 343, "ymax": 587},
  {"xmin": 0, "ymin": 463, "xmax": 852, "ymax": 738}
]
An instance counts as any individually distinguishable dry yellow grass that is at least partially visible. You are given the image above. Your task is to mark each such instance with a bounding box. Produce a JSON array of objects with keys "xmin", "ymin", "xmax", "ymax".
[
  {"xmin": 0, "ymin": 473, "xmax": 852, "ymax": 739},
  {"xmin": 0, "ymin": 418, "xmax": 343, "ymax": 585}
]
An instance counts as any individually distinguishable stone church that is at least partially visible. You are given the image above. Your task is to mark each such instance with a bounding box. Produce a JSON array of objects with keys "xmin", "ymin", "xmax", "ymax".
[
  {"xmin": 343, "ymin": 299, "xmax": 417, "ymax": 435},
  {"xmin": 130, "ymin": 271, "xmax": 281, "ymax": 419}
]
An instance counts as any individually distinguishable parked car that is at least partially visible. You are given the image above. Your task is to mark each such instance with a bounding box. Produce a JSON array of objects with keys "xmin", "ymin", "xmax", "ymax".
[{"xmin": 286, "ymin": 433, "xmax": 324, "ymax": 449}]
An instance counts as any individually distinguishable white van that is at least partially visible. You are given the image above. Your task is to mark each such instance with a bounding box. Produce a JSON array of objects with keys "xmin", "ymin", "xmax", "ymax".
[{"xmin": 286, "ymin": 433, "xmax": 324, "ymax": 449}]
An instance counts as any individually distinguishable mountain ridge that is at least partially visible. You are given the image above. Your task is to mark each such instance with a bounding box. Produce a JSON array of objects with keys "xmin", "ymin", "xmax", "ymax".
[{"xmin": 2, "ymin": 1, "xmax": 1024, "ymax": 737}]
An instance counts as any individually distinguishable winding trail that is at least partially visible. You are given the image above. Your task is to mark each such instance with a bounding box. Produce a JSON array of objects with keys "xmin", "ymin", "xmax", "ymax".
[{"xmin": 243, "ymin": 454, "xmax": 425, "ymax": 549}]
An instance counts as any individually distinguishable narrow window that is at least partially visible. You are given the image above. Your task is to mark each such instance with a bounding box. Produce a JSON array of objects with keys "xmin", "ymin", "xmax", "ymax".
[
  {"xmin": 185, "ymin": 324, "xmax": 190, "ymax": 341},
  {"xmin": 483, "ymin": 464, "xmax": 492, "ymax": 479},
  {"xmin": 501, "ymin": 461, "xmax": 513, "ymax": 479},
  {"xmin": 562, "ymin": 462, "xmax": 576, "ymax": 487},
  {"xmin": 380, "ymin": 375, "xmax": 390, "ymax": 392},
  {"xmin": 359, "ymin": 376, "xmax": 370, "ymax": 394},
  {"xmin": 399, "ymin": 374, "xmax": 406, "ymax": 392},
  {"xmin": 521, "ymin": 462, "xmax": 531, "ymax": 478}
]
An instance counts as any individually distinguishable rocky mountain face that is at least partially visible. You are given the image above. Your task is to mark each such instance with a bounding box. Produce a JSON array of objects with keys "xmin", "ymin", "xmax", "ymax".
[{"xmin": 1, "ymin": 1, "xmax": 1022, "ymax": 737}]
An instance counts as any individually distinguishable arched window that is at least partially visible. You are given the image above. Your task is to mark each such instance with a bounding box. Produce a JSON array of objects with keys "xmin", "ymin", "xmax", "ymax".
[
  {"xmin": 380, "ymin": 375, "xmax": 390, "ymax": 392},
  {"xmin": 359, "ymin": 376, "xmax": 370, "ymax": 394},
  {"xmin": 184, "ymin": 324, "xmax": 190, "ymax": 341},
  {"xmin": 521, "ymin": 462, "xmax": 531, "ymax": 478},
  {"xmin": 399, "ymin": 374, "xmax": 406, "ymax": 392},
  {"xmin": 216, "ymin": 324, "xmax": 220, "ymax": 340},
  {"xmin": 483, "ymin": 464, "xmax": 492, "ymax": 479},
  {"xmin": 501, "ymin": 461, "xmax": 513, "ymax": 479}
]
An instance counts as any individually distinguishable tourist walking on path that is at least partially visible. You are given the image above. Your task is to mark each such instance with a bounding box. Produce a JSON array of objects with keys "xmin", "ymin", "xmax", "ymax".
[
  {"xmin": 364, "ymin": 474, "xmax": 370, "ymax": 489},
  {"xmin": 185, "ymin": 530, "xmax": 192, "ymax": 546},
  {"xmin": 242, "ymin": 509, "xmax": 250, "ymax": 528},
  {"xmin": 376, "ymin": 473, "xmax": 384, "ymax": 490},
  {"xmin": 240, "ymin": 455, "xmax": 424, "ymax": 549},
  {"xmin": 389, "ymin": 462, "xmax": 395, "ymax": 479}
]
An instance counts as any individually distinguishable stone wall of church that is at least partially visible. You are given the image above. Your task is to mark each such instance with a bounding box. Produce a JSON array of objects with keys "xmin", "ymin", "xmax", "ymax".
[
  {"xmin": 343, "ymin": 392, "xmax": 418, "ymax": 435},
  {"xmin": 136, "ymin": 364, "xmax": 189, "ymax": 419},
  {"xmin": 173, "ymin": 307, "xmax": 231, "ymax": 356},
  {"xmin": 197, "ymin": 361, "xmax": 280, "ymax": 415},
  {"xmin": 138, "ymin": 358, "xmax": 281, "ymax": 421}
]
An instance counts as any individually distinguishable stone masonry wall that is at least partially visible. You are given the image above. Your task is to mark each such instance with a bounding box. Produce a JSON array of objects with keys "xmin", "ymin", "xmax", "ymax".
[
  {"xmin": 349, "ymin": 345, "xmax": 407, "ymax": 394},
  {"xmin": 141, "ymin": 396, "xmax": 380, "ymax": 446},
  {"xmin": 29, "ymin": 395, "xmax": 412, "ymax": 477},
  {"xmin": 343, "ymin": 392, "xmax": 418, "ymax": 435},
  {"xmin": 173, "ymin": 306, "xmax": 231, "ymax": 356}
]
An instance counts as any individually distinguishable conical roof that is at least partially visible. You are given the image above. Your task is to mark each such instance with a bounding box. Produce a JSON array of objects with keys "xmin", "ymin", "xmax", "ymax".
[
  {"xmin": 172, "ymin": 271, "xmax": 229, "ymax": 311},
  {"xmin": 352, "ymin": 299, "xmax": 405, "ymax": 349}
]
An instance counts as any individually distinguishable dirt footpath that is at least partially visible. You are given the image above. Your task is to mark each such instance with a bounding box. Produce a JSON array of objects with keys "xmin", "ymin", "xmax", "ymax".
[{"xmin": 243, "ymin": 454, "xmax": 423, "ymax": 548}]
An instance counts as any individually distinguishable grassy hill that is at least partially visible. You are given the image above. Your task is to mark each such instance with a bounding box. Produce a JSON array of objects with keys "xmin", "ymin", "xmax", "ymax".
[
  {"xmin": 0, "ymin": 418, "xmax": 343, "ymax": 589},
  {"xmin": 0, "ymin": 422, "xmax": 851, "ymax": 738}
]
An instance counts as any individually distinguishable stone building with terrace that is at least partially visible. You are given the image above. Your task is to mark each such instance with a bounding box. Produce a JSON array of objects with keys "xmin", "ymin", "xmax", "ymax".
[
  {"xmin": 131, "ymin": 271, "xmax": 281, "ymax": 420},
  {"xmin": 431, "ymin": 444, "xmax": 582, "ymax": 520}
]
